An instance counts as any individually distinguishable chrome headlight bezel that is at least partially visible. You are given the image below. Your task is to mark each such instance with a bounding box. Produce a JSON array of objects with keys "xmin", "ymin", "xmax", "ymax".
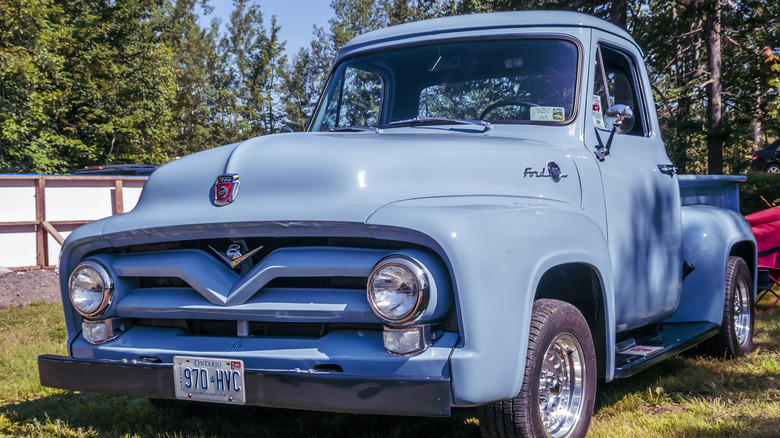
[
  {"xmin": 367, "ymin": 256, "xmax": 430, "ymax": 326},
  {"xmin": 68, "ymin": 260, "xmax": 114, "ymax": 319}
]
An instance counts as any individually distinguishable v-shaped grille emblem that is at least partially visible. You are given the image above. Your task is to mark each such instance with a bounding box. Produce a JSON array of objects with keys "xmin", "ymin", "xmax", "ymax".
[{"xmin": 209, "ymin": 244, "xmax": 263, "ymax": 270}]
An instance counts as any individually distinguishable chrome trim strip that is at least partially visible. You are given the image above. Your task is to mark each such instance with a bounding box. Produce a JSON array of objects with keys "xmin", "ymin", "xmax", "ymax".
[
  {"xmin": 111, "ymin": 247, "xmax": 392, "ymax": 306},
  {"xmin": 116, "ymin": 287, "xmax": 379, "ymax": 323}
]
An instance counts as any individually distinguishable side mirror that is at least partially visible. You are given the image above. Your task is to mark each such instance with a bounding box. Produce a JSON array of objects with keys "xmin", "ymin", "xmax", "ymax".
[
  {"xmin": 595, "ymin": 104, "xmax": 635, "ymax": 160},
  {"xmin": 603, "ymin": 104, "xmax": 635, "ymax": 134}
]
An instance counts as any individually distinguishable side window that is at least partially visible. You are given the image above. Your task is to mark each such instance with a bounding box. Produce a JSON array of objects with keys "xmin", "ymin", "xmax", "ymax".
[
  {"xmin": 319, "ymin": 66, "xmax": 383, "ymax": 130},
  {"xmin": 592, "ymin": 45, "xmax": 646, "ymax": 136}
]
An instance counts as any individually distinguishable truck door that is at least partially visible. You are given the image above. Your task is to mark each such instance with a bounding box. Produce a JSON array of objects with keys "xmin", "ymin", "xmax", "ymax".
[{"xmin": 586, "ymin": 36, "xmax": 683, "ymax": 332}]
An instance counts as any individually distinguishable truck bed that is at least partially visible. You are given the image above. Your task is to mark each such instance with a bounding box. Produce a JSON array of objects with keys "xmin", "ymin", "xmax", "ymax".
[{"xmin": 678, "ymin": 175, "xmax": 746, "ymax": 213}]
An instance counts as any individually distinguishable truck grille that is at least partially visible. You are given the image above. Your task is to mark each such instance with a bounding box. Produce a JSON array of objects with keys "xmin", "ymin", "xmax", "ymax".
[
  {"xmin": 133, "ymin": 318, "xmax": 382, "ymax": 338},
  {"xmin": 95, "ymin": 236, "xmax": 453, "ymax": 337}
]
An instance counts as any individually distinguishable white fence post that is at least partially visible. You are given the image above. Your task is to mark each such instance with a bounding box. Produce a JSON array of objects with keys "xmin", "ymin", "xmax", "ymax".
[{"xmin": 0, "ymin": 175, "xmax": 148, "ymax": 268}]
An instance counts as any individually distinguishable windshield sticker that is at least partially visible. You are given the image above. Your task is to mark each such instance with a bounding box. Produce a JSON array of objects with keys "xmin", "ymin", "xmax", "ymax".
[
  {"xmin": 530, "ymin": 107, "xmax": 565, "ymax": 121},
  {"xmin": 592, "ymin": 95, "xmax": 606, "ymax": 128}
]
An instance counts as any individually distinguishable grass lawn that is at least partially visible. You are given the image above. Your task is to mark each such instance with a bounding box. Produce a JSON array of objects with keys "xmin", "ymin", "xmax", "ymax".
[{"xmin": 1, "ymin": 296, "xmax": 778, "ymax": 437}]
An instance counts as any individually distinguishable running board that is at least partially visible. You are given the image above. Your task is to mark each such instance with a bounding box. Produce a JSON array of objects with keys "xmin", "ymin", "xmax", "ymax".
[{"xmin": 614, "ymin": 322, "xmax": 719, "ymax": 378}]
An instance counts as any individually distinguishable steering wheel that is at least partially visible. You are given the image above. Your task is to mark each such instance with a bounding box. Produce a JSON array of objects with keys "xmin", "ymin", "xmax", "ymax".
[{"xmin": 479, "ymin": 100, "xmax": 540, "ymax": 120}]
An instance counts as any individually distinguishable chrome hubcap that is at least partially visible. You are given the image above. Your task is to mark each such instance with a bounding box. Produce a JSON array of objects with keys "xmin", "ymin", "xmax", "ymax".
[
  {"xmin": 539, "ymin": 333, "xmax": 585, "ymax": 437},
  {"xmin": 734, "ymin": 276, "xmax": 751, "ymax": 345}
]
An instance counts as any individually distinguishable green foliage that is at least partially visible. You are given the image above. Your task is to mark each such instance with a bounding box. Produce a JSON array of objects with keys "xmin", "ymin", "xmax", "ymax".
[
  {"xmin": 0, "ymin": 0, "xmax": 177, "ymax": 173},
  {"xmin": 2, "ymin": 0, "xmax": 779, "ymax": 174},
  {"xmin": 635, "ymin": 0, "xmax": 780, "ymax": 174},
  {"xmin": 764, "ymin": 49, "xmax": 780, "ymax": 123},
  {"xmin": 457, "ymin": 0, "xmax": 630, "ymax": 28},
  {"xmin": 279, "ymin": 47, "xmax": 320, "ymax": 131},
  {"xmin": 163, "ymin": 0, "xmax": 220, "ymax": 156},
  {"xmin": 739, "ymin": 172, "xmax": 780, "ymax": 215},
  {"xmin": 278, "ymin": 0, "xmax": 458, "ymax": 131},
  {"xmin": 0, "ymin": 302, "xmax": 66, "ymax": 403},
  {"xmin": 451, "ymin": 0, "xmax": 780, "ymax": 174},
  {"xmin": 0, "ymin": 0, "xmax": 84, "ymax": 173},
  {"xmin": 213, "ymin": 0, "xmax": 286, "ymax": 142},
  {"xmin": 0, "ymin": 0, "xmax": 288, "ymax": 173},
  {"xmin": 76, "ymin": 0, "xmax": 177, "ymax": 166}
]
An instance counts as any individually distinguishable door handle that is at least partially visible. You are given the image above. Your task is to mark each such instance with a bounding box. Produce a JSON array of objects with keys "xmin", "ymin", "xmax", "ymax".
[{"xmin": 658, "ymin": 164, "xmax": 678, "ymax": 177}]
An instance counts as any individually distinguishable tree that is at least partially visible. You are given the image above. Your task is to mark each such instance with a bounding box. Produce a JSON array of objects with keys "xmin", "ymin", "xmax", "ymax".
[
  {"xmin": 279, "ymin": 0, "xmax": 386, "ymax": 131},
  {"xmin": 329, "ymin": 0, "xmax": 389, "ymax": 49},
  {"xmin": 5, "ymin": 0, "xmax": 778, "ymax": 174},
  {"xmin": 763, "ymin": 46, "xmax": 780, "ymax": 127},
  {"xmin": 637, "ymin": 0, "xmax": 780, "ymax": 173},
  {"xmin": 0, "ymin": 0, "xmax": 83, "ymax": 173},
  {"xmin": 78, "ymin": 0, "xmax": 176, "ymax": 165},
  {"xmin": 703, "ymin": 0, "xmax": 724, "ymax": 174},
  {"xmin": 164, "ymin": 0, "xmax": 218, "ymax": 156},
  {"xmin": 278, "ymin": 0, "xmax": 460, "ymax": 130},
  {"xmin": 386, "ymin": 0, "xmax": 459, "ymax": 25},
  {"xmin": 0, "ymin": 0, "xmax": 177, "ymax": 173},
  {"xmin": 457, "ymin": 0, "xmax": 632, "ymax": 29},
  {"xmin": 212, "ymin": 0, "xmax": 286, "ymax": 142},
  {"xmin": 280, "ymin": 46, "xmax": 321, "ymax": 131},
  {"xmin": 250, "ymin": 15, "xmax": 286, "ymax": 135}
]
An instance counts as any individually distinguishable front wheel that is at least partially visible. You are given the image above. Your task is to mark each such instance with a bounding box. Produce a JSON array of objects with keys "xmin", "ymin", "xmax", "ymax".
[
  {"xmin": 704, "ymin": 256, "xmax": 754, "ymax": 358},
  {"xmin": 478, "ymin": 299, "xmax": 597, "ymax": 438}
]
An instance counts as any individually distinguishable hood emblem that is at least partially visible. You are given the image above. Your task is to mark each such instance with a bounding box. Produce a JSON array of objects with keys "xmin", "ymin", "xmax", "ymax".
[
  {"xmin": 215, "ymin": 174, "xmax": 240, "ymax": 206},
  {"xmin": 210, "ymin": 241, "xmax": 263, "ymax": 272}
]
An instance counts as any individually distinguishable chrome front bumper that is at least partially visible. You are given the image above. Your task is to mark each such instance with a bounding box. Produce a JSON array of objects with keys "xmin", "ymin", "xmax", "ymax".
[{"xmin": 38, "ymin": 355, "xmax": 452, "ymax": 416}]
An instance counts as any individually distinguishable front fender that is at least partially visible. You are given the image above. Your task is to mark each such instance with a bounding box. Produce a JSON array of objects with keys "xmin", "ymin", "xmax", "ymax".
[
  {"xmin": 367, "ymin": 196, "xmax": 614, "ymax": 405},
  {"xmin": 668, "ymin": 205, "xmax": 756, "ymax": 324},
  {"xmin": 58, "ymin": 218, "xmax": 114, "ymax": 351}
]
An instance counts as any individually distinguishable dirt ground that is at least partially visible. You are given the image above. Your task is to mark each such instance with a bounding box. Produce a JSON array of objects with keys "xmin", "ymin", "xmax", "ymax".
[{"xmin": 0, "ymin": 269, "xmax": 61, "ymax": 309}]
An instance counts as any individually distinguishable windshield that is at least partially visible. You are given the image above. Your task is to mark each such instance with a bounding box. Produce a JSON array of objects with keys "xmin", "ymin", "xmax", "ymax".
[{"xmin": 310, "ymin": 38, "xmax": 579, "ymax": 132}]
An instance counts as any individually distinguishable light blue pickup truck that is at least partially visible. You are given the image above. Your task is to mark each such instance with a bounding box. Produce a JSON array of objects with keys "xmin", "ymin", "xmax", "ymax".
[{"xmin": 40, "ymin": 11, "xmax": 756, "ymax": 438}]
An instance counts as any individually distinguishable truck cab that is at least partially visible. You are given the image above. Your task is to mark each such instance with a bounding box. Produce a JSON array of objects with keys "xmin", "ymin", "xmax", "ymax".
[{"xmin": 40, "ymin": 11, "xmax": 756, "ymax": 438}]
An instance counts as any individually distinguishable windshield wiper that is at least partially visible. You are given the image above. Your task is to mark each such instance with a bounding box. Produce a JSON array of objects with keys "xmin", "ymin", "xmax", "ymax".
[
  {"xmin": 327, "ymin": 126, "xmax": 382, "ymax": 133},
  {"xmin": 384, "ymin": 117, "xmax": 492, "ymax": 132}
]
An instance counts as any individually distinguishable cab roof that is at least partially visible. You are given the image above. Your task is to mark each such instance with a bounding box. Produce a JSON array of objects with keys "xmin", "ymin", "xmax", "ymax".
[{"xmin": 342, "ymin": 10, "xmax": 635, "ymax": 53}]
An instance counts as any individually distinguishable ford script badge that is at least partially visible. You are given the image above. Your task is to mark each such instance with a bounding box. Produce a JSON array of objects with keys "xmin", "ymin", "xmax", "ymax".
[
  {"xmin": 215, "ymin": 174, "xmax": 240, "ymax": 206},
  {"xmin": 522, "ymin": 162, "xmax": 567, "ymax": 183}
]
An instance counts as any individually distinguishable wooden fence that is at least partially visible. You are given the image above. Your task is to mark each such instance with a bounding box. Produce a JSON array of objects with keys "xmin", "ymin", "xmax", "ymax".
[{"xmin": 0, "ymin": 175, "xmax": 148, "ymax": 268}]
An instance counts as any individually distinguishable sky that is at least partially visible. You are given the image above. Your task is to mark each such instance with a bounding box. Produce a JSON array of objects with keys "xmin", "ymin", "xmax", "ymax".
[{"xmin": 200, "ymin": 0, "xmax": 335, "ymax": 55}]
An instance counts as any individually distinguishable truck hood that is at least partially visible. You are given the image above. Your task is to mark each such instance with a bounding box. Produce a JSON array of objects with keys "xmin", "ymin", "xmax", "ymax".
[{"xmin": 101, "ymin": 131, "xmax": 581, "ymax": 235}]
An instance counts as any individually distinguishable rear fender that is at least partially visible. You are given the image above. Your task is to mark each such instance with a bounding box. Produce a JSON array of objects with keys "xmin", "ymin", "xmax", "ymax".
[{"xmin": 668, "ymin": 205, "xmax": 756, "ymax": 324}]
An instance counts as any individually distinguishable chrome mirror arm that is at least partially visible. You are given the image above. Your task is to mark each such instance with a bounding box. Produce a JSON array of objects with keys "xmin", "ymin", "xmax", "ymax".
[{"xmin": 595, "ymin": 104, "xmax": 635, "ymax": 161}]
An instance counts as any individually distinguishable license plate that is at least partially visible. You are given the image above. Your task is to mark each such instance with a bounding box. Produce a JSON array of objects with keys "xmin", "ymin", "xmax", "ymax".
[{"xmin": 173, "ymin": 356, "xmax": 245, "ymax": 405}]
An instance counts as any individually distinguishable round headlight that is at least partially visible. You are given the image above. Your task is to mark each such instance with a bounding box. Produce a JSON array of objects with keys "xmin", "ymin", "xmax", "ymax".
[
  {"xmin": 367, "ymin": 257, "xmax": 429, "ymax": 325},
  {"xmin": 69, "ymin": 261, "xmax": 113, "ymax": 318}
]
